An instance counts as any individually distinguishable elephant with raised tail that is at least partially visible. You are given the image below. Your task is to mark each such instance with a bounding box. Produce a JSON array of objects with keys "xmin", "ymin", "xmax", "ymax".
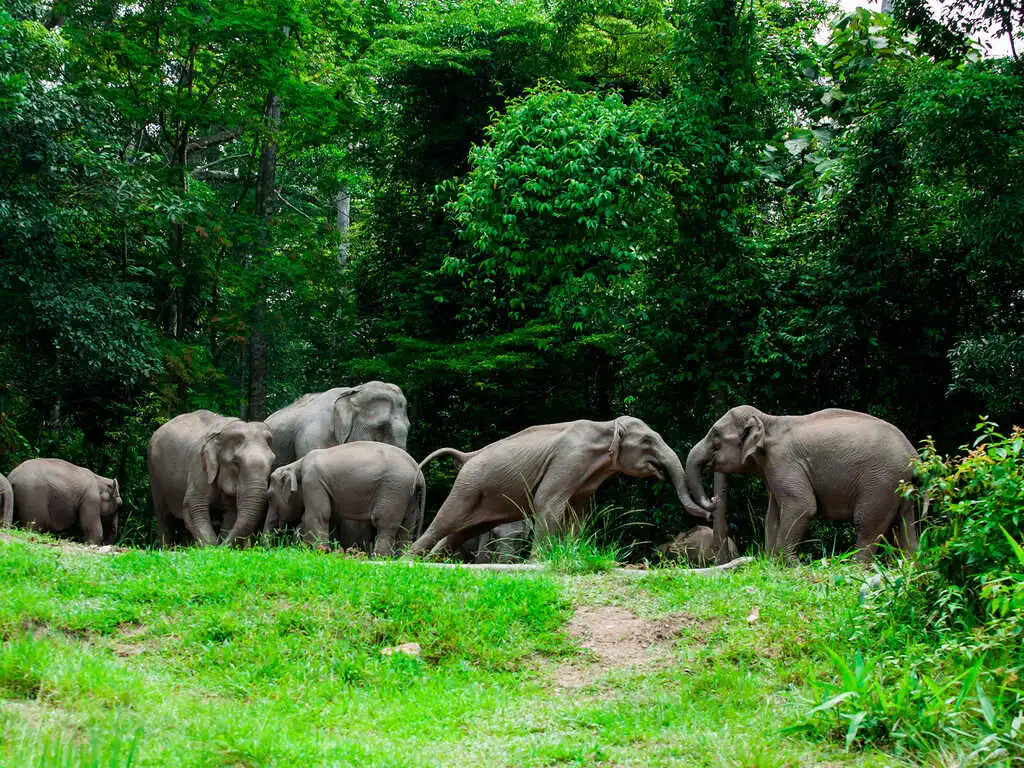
[
  {"xmin": 7, "ymin": 459, "xmax": 120, "ymax": 544},
  {"xmin": 410, "ymin": 416, "xmax": 710, "ymax": 558},
  {"xmin": 149, "ymin": 410, "xmax": 275, "ymax": 547},
  {"xmin": 266, "ymin": 381, "xmax": 409, "ymax": 468},
  {"xmin": 685, "ymin": 406, "xmax": 919, "ymax": 565},
  {"xmin": 0, "ymin": 472, "xmax": 12, "ymax": 528}
]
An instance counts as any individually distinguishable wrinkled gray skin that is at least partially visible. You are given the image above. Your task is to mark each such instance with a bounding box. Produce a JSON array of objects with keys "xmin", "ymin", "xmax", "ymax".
[
  {"xmin": 411, "ymin": 416, "xmax": 710, "ymax": 558},
  {"xmin": 0, "ymin": 472, "xmax": 12, "ymax": 527},
  {"xmin": 149, "ymin": 410, "xmax": 275, "ymax": 547},
  {"xmin": 658, "ymin": 526, "xmax": 738, "ymax": 567},
  {"xmin": 265, "ymin": 442, "xmax": 424, "ymax": 556},
  {"xmin": 265, "ymin": 381, "xmax": 409, "ymax": 468},
  {"xmin": 7, "ymin": 459, "xmax": 121, "ymax": 545},
  {"xmin": 686, "ymin": 406, "xmax": 918, "ymax": 565}
]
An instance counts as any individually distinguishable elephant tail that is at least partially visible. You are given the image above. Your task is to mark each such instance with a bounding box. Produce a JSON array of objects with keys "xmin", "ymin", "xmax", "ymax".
[
  {"xmin": 412, "ymin": 469, "xmax": 426, "ymax": 539},
  {"xmin": 0, "ymin": 475, "xmax": 13, "ymax": 528},
  {"xmin": 417, "ymin": 447, "xmax": 475, "ymax": 472}
]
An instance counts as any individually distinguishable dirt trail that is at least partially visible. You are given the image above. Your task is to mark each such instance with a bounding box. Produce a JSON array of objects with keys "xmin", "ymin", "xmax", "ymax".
[{"xmin": 554, "ymin": 606, "xmax": 699, "ymax": 690}]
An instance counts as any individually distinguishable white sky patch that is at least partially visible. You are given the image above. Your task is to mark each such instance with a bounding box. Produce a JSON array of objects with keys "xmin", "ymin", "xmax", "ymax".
[{"xmin": 839, "ymin": 0, "xmax": 1015, "ymax": 57}]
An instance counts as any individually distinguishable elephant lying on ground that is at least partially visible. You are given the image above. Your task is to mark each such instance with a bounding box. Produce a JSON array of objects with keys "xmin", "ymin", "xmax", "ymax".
[
  {"xmin": 149, "ymin": 411, "xmax": 275, "ymax": 547},
  {"xmin": 0, "ymin": 472, "xmax": 12, "ymax": 527},
  {"xmin": 686, "ymin": 406, "xmax": 918, "ymax": 565},
  {"xmin": 459, "ymin": 520, "xmax": 532, "ymax": 563},
  {"xmin": 7, "ymin": 459, "xmax": 121, "ymax": 544},
  {"xmin": 410, "ymin": 416, "xmax": 710, "ymax": 557},
  {"xmin": 265, "ymin": 442, "xmax": 424, "ymax": 556},
  {"xmin": 658, "ymin": 526, "xmax": 738, "ymax": 567},
  {"xmin": 266, "ymin": 381, "xmax": 410, "ymax": 467}
]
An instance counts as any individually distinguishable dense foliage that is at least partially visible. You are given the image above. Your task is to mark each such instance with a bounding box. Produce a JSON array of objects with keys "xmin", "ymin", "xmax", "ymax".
[{"xmin": 804, "ymin": 423, "xmax": 1024, "ymax": 760}]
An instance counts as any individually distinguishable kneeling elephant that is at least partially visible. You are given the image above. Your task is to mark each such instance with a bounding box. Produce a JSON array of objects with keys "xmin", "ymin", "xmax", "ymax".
[{"xmin": 410, "ymin": 416, "xmax": 710, "ymax": 558}]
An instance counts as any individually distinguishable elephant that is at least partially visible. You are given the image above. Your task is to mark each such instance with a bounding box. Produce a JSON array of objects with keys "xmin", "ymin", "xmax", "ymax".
[
  {"xmin": 0, "ymin": 472, "xmax": 12, "ymax": 527},
  {"xmin": 658, "ymin": 526, "xmax": 738, "ymax": 567},
  {"xmin": 148, "ymin": 410, "xmax": 275, "ymax": 547},
  {"xmin": 264, "ymin": 441, "xmax": 424, "ymax": 556},
  {"xmin": 265, "ymin": 381, "xmax": 410, "ymax": 468},
  {"xmin": 685, "ymin": 405, "xmax": 919, "ymax": 565},
  {"xmin": 459, "ymin": 520, "xmax": 532, "ymax": 564},
  {"xmin": 7, "ymin": 459, "xmax": 121, "ymax": 545},
  {"xmin": 409, "ymin": 416, "xmax": 711, "ymax": 558}
]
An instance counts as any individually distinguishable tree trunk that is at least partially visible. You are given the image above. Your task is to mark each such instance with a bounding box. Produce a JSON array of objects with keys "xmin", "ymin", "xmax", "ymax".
[
  {"xmin": 246, "ymin": 90, "xmax": 281, "ymax": 422},
  {"xmin": 336, "ymin": 186, "xmax": 350, "ymax": 268}
]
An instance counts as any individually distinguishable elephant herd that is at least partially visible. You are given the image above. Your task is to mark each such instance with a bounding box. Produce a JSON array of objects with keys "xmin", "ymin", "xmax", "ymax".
[{"xmin": 0, "ymin": 381, "xmax": 922, "ymax": 565}]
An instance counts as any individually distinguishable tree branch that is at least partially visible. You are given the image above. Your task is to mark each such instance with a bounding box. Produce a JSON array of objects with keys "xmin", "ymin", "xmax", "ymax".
[{"xmin": 186, "ymin": 128, "xmax": 244, "ymax": 152}]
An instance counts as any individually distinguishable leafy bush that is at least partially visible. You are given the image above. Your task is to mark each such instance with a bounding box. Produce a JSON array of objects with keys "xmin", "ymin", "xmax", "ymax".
[{"xmin": 798, "ymin": 422, "xmax": 1024, "ymax": 762}]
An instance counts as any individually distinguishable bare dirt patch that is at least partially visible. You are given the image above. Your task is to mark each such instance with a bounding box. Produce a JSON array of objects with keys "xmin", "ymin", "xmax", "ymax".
[
  {"xmin": 0, "ymin": 531, "xmax": 125, "ymax": 555},
  {"xmin": 554, "ymin": 606, "xmax": 701, "ymax": 690}
]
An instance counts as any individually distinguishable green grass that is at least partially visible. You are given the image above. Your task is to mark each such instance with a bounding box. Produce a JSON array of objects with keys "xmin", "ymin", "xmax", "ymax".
[{"xmin": 0, "ymin": 532, "xmax": 918, "ymax": 767}]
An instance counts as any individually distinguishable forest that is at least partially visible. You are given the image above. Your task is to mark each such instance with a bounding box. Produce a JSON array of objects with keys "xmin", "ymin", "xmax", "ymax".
[{"xmin": 1, "ymin": 0, "xmax": 1024, "ymax": 764}]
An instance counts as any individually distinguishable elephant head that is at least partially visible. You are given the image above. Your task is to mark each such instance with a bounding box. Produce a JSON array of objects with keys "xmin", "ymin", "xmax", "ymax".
[
  {"xmin": 201, "ymin": 420, "xmax": 275, "ymax": 539},
  {"xmin": 265, "ymin": 463, "xmax": 303, "ymax": 532},
  {"xmin": 98, "ymin": 477, "xmax": 121, "ymax": 542},
  {"xmin": 332, "ymin": 381, "xmax": 410, "ymax": 449},
  {"xmin": 611, "ymin": 416, "xmax": 712, "ymax": 521},
  {"xmin": 685, "ymin": 405, "xmax": 767, "ymax": 510}
]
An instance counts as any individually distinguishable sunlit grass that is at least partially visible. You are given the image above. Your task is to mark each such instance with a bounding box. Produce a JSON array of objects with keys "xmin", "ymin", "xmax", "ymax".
[{"xmin": 0, "ymin": 530, "xmax": 924, "ymax": 767}]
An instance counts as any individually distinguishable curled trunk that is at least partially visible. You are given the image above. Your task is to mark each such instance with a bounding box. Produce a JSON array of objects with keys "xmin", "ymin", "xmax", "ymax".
[
  {"xmin": 685, "ymin": 440, "xmax": 714, "ymax": 510},
  {"xmin": 663, "ymin": 447, "xmax": 712, "ymax": 521}
]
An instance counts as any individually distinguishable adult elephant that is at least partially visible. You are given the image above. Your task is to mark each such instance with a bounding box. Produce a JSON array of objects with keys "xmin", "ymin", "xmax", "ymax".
[
  {"xmin": 7, "ymin": 459, "xmax": 121, "ymax": 544},
  {"xmin": 265, "ymin": 381, "xmax": 409, "ymax": 468},
  {"xmin": 410, "ymin": 416, "xmax": 710, "ymax": 557},
  {"xmin": 0, "ymin": 472, "xmax": 12, "ymax": 527},
  {"xmin": 149, "ymin": 410, "xmax": 275, "ymax": 547},
  {"xmin": 264, "ymin": 442, "xmax": 424, "ymax": 556},
  {"xmin": 685, "ymin": 406, "xmax": 919, "ymax": 565}
]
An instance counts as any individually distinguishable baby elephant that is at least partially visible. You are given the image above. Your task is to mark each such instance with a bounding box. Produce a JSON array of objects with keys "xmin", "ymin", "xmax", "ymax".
[
  {"xmin": 8, "ymin": 458, "xmax": 121, "ymax": 545},
  {"xmin": 265, "ymin": 442, "xmax": 425, "ymax": 556}
]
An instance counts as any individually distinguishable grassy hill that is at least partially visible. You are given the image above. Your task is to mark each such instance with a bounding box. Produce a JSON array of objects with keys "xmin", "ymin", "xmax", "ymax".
[{"xmin": 0, "ymin": 532, "xmax": 912, "ymax": 768}]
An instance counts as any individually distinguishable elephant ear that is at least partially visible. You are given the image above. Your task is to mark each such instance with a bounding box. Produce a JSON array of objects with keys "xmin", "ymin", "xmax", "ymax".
[
  {"xmin": 740, "ymin": 415, "xmax": 765, "ymax": 466},
  {"xmin": 284, "ymin": 466, "xmax": 299, "ymax": 493},
  {"xmin": 200, "ymin": 432, "xmax": 222, "ymax": 486},
  {"xmin": 332, "ymin": 388, "xmax": 360, "ymax": 444}
]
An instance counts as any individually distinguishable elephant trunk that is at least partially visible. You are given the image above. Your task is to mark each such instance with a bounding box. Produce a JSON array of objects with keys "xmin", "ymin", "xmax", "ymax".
[
  {"xmin": 224, "ymin": 480, "xmax": 269, "ymax": 545},
  {"xmin": 685, "ymin": 439, "xmax": 715, "ymax": 511},
  {"xmin": 662, "ymin": 447, "xmax": 712, "ymax": 521}
]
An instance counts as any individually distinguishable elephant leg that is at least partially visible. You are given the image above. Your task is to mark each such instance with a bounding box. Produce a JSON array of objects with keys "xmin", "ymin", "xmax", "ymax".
[
  {"xmin": 892, "ymin": 496, "xmax": 918, "ymax": 556},
  {"xmin": 764, "ymin": 493, "xmax": 780, "ymax": 557},
  {"xmin": 183, "ymin": 500, "xmax": 218, "ymax": 546},
  {"xmin": 531, "ymin": 481, "xmax": 574, "ymax": 549},
  {"xmin": 409, "ymin": 487, "xmax": 483, "ymax": 557},
  {"xmin": 773, "ymin": 493, "xmax": 816, "ymax": 566},
  {"xmin": 853, "ymin": 498, "xmax": 899, "ymax": 564},
  {"xmin": 79, "ymin": 504, "xmax": 104, "ymax": 546},
  {"xmin": 300, "ymin": 484, "xmax": 332, "ymax": 548}
]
